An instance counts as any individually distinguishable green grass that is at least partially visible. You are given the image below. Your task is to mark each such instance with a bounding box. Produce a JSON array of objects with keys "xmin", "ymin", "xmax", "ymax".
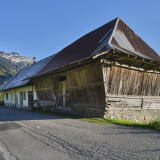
[
  {"xmin": 0, "ymin": 92, "xmax": 3, "ymax": 101},
  {"xmin": 26, "ymin": 109, "xmax": 160, "ymax": 131},
  {"xmin": 27, "ymin": 109, "xmax": 51, "ymax": 114},
  {"xmin": 80, "ymin": 117, "xmax": 148, "ymax": 127},
  {"xmin": 148, "ymin": 118, "xmax": 160, "ymax": 131}
]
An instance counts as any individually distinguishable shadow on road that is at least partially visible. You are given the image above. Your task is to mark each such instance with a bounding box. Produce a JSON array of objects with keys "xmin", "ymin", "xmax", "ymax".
[
  {"xmin": 0, "ymin": 106, "xmax": 160, "ymax": 136},
  {"xmin": 0, "ymin": 106, "xmax": 69, "ymax": 122}
]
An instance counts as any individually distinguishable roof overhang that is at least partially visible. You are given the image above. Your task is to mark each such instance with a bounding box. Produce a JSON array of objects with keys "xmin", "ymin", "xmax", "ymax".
[
  {"xmin": 23, "ymin": 47, "xmax": 160, "ymax": 81},
  {"xmin": 23, "ymin": 49, "xmax": 113, "ymax": 81}
]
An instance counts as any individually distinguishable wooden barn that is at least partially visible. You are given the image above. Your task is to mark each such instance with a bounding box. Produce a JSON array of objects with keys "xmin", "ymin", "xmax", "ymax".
[
  {"xmin": 25, "ymin": 17, "xmax": 160, "ymax": 122},
  {"xmin": 1, "ymin": 17, "xmax": 160, "ymax": 122}
]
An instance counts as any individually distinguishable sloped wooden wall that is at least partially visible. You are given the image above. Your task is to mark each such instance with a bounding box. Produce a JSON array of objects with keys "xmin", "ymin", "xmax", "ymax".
[
  {"xmin": 34, "ymin": 76, "xmax": 56, "ymax": 102},
  {"xmin": 103, "ymin": 66, "xmax": 160, "ymax": 96},
  {"xmin": 66, "ymin": 64, "xmax": 105, "ymax": 106},
  {"xmin": 103, "ymin": 66, "xmax": 160, "ymax": 110}
]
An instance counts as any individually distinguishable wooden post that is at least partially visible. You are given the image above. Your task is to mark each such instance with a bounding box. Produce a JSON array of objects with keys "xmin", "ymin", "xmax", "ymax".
[
  {"xmin": 63, "ymin": 81, "xmax": 66, "ymax": 110},
  {"xmin": 141, "ymin": 98, "xmax": 144, "ymax": 110}
]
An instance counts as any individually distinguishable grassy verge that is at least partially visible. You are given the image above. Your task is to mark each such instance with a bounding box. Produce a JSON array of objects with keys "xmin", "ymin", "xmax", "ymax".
[
  {"xmin": 80, "ymin": 117, "xmax": 148, "ymax": 127},
  {"xmin": 27, "ymin": 109, "xmax": 160, "ymax": 131},
  {"xmin": 0, "ymin": 92, "xmax": 3, "ymax": 101},
  {"xmin": 148, "ymin": 119, "xmax": 160, "ymax": 131}
]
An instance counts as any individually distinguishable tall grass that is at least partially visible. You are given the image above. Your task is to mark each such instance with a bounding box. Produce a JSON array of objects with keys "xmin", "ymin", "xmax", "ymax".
[{"xmin": 148, "ymin": 118, "xmax": 160, "ymax": 131}]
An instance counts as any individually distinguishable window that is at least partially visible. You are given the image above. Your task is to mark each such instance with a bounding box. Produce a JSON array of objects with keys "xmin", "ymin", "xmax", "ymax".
[
  {"xmin": 6, "ymin": 93, "xmax": 8, "ymax": 100},
  {"xmin": 23, "ymin": 91, "xmax": 26, "ymax": 100},
  {"xmin": 20, "ymin": 92, "xmax": 26, "ymax": 100}
]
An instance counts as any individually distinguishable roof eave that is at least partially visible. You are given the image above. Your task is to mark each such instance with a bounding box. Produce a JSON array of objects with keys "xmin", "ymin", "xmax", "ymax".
[
  {"xmin": 23, "ymin": 49, "xmax": 113, "ymax": 81},
  {"xmin": 0, "ymin": 81, "xmax": 31, "ymax": 92}
]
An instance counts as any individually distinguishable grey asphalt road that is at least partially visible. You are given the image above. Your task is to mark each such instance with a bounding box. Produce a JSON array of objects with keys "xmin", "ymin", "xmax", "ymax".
[{"xmin": 0, "ymin": 106, "xmax": 160, "ymax": 160}]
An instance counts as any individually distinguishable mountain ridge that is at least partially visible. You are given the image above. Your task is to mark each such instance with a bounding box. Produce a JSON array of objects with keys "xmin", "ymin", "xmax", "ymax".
[{"xmin": 0, "ymin": 51, "xmax": 33, "ymax": 87}]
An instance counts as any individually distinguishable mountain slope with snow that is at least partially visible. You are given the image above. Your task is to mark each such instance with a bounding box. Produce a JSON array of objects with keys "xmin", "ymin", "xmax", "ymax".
[{"xmin": 0, "ymin": 51, "xmax": 33, "ymax": 86}]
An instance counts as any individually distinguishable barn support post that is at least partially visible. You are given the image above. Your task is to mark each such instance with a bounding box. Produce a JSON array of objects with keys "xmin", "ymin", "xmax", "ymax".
[
  {"xmin": 42, "ymin": 90, "xmax": 45, "ymax": 110},
  {"xmin": 63, "ymin": 81, "xmax": 66, "ymax": 110},
  {"xmin": 141, "ymin": 98, "xmax": 144, "ymax": 110},
  {"xmin": 102, "ymin": 63, "xmax": 110, "ymax": 104}
]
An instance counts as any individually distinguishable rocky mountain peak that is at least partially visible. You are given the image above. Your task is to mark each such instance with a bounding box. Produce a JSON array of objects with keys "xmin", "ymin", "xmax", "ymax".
[
  {"xmin": 0, "ymin": 51, "xmax": 33, "ymax": 65},
  {"xmin": 0, "ymin": 51, "xmax": 34, "ymax": 86},
  {"xmin": 10, "ymin": 52, "xmax": 19, "ymax": 56}
]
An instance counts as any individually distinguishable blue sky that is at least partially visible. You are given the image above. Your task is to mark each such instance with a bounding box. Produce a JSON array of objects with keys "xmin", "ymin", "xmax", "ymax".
[{"xmin": 0, "ymin": 0, "xmax": 160, "ymax": 61}]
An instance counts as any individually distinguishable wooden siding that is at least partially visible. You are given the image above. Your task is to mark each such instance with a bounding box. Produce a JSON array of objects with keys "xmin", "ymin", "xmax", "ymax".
[
  {"xmin": 34, "ymin": 76, "xmax": 56, "ymax": 101},
  {"xmin": 103, "ymin": 66, "xmax": 160, "ymax": 110},
  {"xmin": 67, "ymin": 64, "xmax": 105, "ymax": 106},
  {"xmin": 105, "ymin": 96, "xmax": 160, "ymax": 110},
  {"xmin": 103, "ymin": 66, "xmax": 160, "ymax": 96},
  {"xmin": 34, "ymin": 76, "xmax": 54, "ymax": 90}
]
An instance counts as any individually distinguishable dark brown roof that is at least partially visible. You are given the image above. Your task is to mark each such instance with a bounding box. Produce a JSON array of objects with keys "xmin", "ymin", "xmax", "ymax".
[
  {"xmin": 31, "ymin": 17, "xmax": 160, "ymax": 78},
  {"xmin": 110, "ymin": 18, "xmax": 160, "ymax": 61},
  {"xmin": 35, "ymin": 18, "xmax": 117, "ymax": 76}
]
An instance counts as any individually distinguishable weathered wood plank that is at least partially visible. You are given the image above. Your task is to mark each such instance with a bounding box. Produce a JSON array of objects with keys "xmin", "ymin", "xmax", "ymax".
[
  {"xmin": 107, "ymin": 98, "xmax": 142, "ymax": 102},
  {"xmin": 107, "ymin": 105, "xmax": 141, "ymax": 108},
  {"xmin": 105, "ymin": 108, "xmax": 141, "ymax": 110},
  {"xmin": 107, "ymin": 95, "xmax": 160, "ymax": 98},
  {"xmin": 104, "ymin": 66, "xmax": 160, "ymax": 97},
  {"xmin": 105, "ymin": 66, "xmax": 110, "ymax": 95},
  {"xmin": 107, "ymin": 102, "xmax": 142, "ymax": 105}
]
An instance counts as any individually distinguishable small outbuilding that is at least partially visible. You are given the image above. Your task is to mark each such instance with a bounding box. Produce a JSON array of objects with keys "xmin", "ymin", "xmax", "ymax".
[{"xmin": 0, "ymin": 55, "xmax": 55, "ymax": 109}]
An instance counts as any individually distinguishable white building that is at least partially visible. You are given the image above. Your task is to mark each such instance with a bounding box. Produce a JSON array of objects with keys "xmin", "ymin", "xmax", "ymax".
[{"xmin": 0, "ymin": 55, "xmax": 55, "ymax": 109}]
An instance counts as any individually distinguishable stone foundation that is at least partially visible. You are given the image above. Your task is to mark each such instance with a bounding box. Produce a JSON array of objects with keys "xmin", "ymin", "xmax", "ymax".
[
  {"xmin": 104, "ymin": 109, "xmax": 160, "ymax": 123},
  {"xmin": 71, "ymin": 105, "xmax": 105, "ymax": 117},
  {"xmin": 38, "ymin": 101, "xmax": 56, "ymax": 109},
  {"xmin": 4, "ymin": 103, "xmax": 28, "ymax": 109}
]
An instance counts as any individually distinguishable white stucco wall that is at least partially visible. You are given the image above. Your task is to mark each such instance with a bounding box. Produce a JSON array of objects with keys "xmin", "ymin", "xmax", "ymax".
[{"xmin": 3, "ymin": 85, "xmax": 37, "ymax": 109}]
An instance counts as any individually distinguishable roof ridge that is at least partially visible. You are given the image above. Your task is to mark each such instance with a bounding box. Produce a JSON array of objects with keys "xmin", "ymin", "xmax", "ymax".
[
  {"xmin": 109, "ymin": 17, "xmax": 160, "ymax": 61},
  {"xmin": 90, "ymin": 17, "xmax": 118, "ymax": 56},
  {"xmin": 122, "ymin": 17, "xmax": 159, "ymax": 56},
  {"xmin": 109, "ymin": 17, "xmax": 120, "ymax": 48}
]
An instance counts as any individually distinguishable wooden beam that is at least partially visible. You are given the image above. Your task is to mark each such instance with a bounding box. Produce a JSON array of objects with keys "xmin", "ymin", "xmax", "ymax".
[
  {"xmin": 122, "ymin": 56, "xmax": 156, "ymax": 65},
  {"xmin": 35, "ymin": 87, "xmax": 53, "ymax": 90},
  {"xmin": 151, "ymin": 65, "xmax": 160, "ymax": 70},
  {"xmin": 114, "ymin": 55, "xmax": 123, "ymax": 61},
  {"xmin": 68, "ymin": 82, "xmax": 104, "ymax": 89},
  {"xmin": 111, "ymin": 54, "xmax": 156, "ymax": 65}
]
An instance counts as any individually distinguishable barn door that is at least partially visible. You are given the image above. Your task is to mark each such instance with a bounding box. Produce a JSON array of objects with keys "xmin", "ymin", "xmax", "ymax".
[
  {"xmin": 63, "ymin": 81, "xmax": 71, "ymax": 111},
  {"xmin": 57, "ymin": 78, "xmax": 71, "ymax": 111},
  {"xmin": 28, "ymin": 91, "xmax": 33, "ymax": 108},
  {"xmin": 57, "ymin": 81, "xmax": 63, "ymax": 109}
]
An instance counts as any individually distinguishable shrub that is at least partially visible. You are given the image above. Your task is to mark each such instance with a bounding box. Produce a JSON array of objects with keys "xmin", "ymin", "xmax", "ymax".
[{"xmin": 149, "ymin": 118, "xmax": 160, "ymax": 131}]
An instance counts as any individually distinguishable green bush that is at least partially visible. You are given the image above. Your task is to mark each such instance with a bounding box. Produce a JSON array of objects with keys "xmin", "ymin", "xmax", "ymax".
[
  {"xmin": 0, "ymin": 92, "xmax": 3, "ymax": 101},
  {"xmin": 149, "ymin": 118, "xmax": 160, "ymax": 131}
]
